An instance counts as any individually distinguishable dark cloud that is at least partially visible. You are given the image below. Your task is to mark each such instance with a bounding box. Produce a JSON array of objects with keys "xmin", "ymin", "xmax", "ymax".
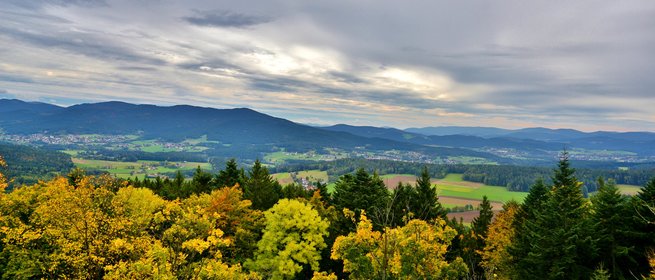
[
  {"xmin": 0, "ymin": 26, "xmax": 165, "ymax": 65},
  {"xmin": 0, "ymin": 74, "xmax": 34, "ymax": 84},
  {"xmin": 183, "ymin": 9, "xmax": 272, "ymax": 28}
]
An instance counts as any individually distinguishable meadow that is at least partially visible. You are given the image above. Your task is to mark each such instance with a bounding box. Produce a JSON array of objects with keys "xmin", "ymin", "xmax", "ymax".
[
  {"xmin": 272, "ymin": 170, "xmax": 329, "ymax": 185},
  {"xmin": 72, "ymin": 158, "xmax": 211, "ymax": 179}
]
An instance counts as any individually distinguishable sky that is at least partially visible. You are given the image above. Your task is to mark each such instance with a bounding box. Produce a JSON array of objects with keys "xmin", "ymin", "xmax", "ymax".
[{"xmin": 1, "ymin": 0, "xmax": 654, "ymax": 132}]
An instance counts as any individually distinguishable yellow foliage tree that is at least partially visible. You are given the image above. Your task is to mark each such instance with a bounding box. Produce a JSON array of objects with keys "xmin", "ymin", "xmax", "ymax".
[
  {"xmin": 0, "ymin": 174, "xmax": 257, "ymax": 279},
  {"xmin": 331, "ymin": 210, "xmax": 468, "ymax": 279},
  {"xmin": 0, "ymin": 155, "xmax": 6, "ymax": 192},
  {"xmin": 649, "ymin": 252, "xmax": 655, "ymax": 280},
  {"xmin": 205, "ymin": 185, "xmax": 264, "ymax": 264},
  {"xmin": 479, "ymin": 201, "xmax": 520, "ymax": 280},
  {"xmin": 311, "ymin": 271, "xmax": 338, "ymax": 280}
]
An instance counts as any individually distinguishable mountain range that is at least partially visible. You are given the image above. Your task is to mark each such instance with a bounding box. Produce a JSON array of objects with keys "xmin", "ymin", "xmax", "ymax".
[{"xmin": 1, "ymin": 98, "xmax": 654, "ymax": 163}]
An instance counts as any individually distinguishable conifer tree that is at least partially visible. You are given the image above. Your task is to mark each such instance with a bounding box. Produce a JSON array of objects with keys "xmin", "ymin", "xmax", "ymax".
[
  {"xmin": 390, "ymin": 182, "xmax": 415, "ymax": 227},
  {"xmin": 243, "ymin": 159, "xmax": 280, "ymax": 210},
  {"xmin": 522, "ymin": 152, "xmax": 596, "ymax": 279},
  {"xmin": 464, "ymin": 195, "xmax": 493, "ymax": 278},
  {"xmin": 509, "ymin": 177, "xmax": 550, "ymax": 279},
  {"xmin": 631, "ymin": 178, "xmax": 655, "ymax": 277},
  {"xmin": 192, "ymin": 166, "xmax": 213, "ymax": 194},
  {"xmin": 332, "ymin": 168, "xmax": 390, "ymax": 227},
  {"xmin": 591, "ymin": 178, "xmax": 632, "ymax": 278},
  {"xmin": 411, "ymin": 166, "xmax": 447, "ymax": 221},
  {"xmin": 215, "ymin": 158, "xmax": 245, "ymax": 188}
]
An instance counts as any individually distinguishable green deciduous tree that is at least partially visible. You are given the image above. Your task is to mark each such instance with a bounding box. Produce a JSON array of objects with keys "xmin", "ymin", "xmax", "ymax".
[{"xmin": 247, "ymin": 199, "xmax": 329, "ymax": 280}]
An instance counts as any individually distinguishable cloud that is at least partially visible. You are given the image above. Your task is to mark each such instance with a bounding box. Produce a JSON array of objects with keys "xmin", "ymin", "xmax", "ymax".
[
  {"xmin": 183, "ymin": 9, "xmax": 272, "ymax": 28},
  {"xmin": 0, "ymin": 0, "xmax": 654, "ymax": 132}
]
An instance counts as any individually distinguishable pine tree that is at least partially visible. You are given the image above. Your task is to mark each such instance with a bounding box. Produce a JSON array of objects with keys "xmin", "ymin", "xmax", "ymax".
[
  {"xmin": 390, "ymin": 182, "xmax": 416, "ymax": 227},
  {"xmin": 630, "ymin": 177, "xmax": 655, "ymax": 277},
  {"xmin": 465, "ymin": 195, "xmax": 493, "ymax": 278},
  {"xmin": 591, "ymin": 178, "xmax": 632, "ymax": 279},
  {"xmin": 243, "ymin": 160, "xmax": 280, "ymax": 210},
  {"xmin": 192, "ymin": 166, "xmax": 213, "ymax": 194},
  {"xmin": 522, "ymin": 152, "xmax": 596, "ymax": 279},
  {"xmin": 332, "ymin": 168, "xmax": 390, "ymax": 228},
  {"xmin": 215, "ymin": 158, "xmax": 245, "ymax": 189},
  {"xmin": 411, "ymin": 166, "xmax": 447, "ymax": 221},
  {"xmin": 510, "ymin": 177, "xmax": 550, "ymax": 278}
]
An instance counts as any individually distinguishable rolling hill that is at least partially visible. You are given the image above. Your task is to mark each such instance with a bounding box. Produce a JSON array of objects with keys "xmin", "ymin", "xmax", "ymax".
[{"xmin": 0, "ymin": 99, "xmax": 498, "ymax": 160}]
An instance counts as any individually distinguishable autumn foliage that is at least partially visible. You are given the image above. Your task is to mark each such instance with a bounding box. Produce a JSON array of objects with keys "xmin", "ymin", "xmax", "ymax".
[{"xmin": 1, "ymin": 154, "xmax": 655, "ymax": 279}]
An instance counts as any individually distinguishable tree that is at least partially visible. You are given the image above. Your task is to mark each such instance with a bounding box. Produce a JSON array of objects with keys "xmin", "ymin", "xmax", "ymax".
[
  {"xmin": 463, "ymin": 195, "xmax": 493, "ymax": 278},
  {"xmin": 215, "ymin": 158, "xmax": 245, "ymax": 189},
  {"xmin": 591, "ymin": 178, "xmax": 634, "ymax": 278},
  {"xmin": 520, "ymin": 152, "xmax": 596, "ymax": 279},
  {"xmin": 281, "ymin": 183, "xmax": 310, "ymax": 199},
  {"xmin": 631, "ymin": 177, "xmax": 655, "ymax": 277},
  {"xmin": 205, "ymin": 185, "xmax": 264, "ymax": 264},
  {"xmin": 243, "ymin": 160, "xmax": 280, "ymax": 210},
  {"xmin": 412, "ymin": 166, "xmax": 447, "ymax": 221},
  {"xmin": 0, "ymin": 156, "xmax": 6, "ymax": 192},
  {"xmin": 480, "ymin": 201, "xmax": 519, "ymax": 280},
  {"xmin": 509, "ymin": 178, "xmax": 549, "ymax": 278},
  {"xmin": 248, "ymin": 199, "xmax": 329, "ymax": 280},
  {"xmin": 332, "ymin": 168, "xmax": 390, "ymax": 227},
  {"xmin": 389, "ymin": 182, "xmax": 415, "ymax": 227},
  {"xmin": 192, "ymin": 166, "xmax": 213, "ymax": 194},
  {"xmin": 331, "ymin": 212, "xmax": 468, "ymax": 280}
]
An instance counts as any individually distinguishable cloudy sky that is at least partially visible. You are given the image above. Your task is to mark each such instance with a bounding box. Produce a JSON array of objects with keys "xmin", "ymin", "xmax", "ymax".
[{"xmin": 1, "ymin": 0, "xmax": 654, "ymax": 131}]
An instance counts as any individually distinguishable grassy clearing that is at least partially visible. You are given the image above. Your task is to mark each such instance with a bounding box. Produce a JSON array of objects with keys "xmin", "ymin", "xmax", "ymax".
[
  {"xmin": 272, "ymin": 170, "xmax": 328, "ymax": 186},
  {"xmin": 127, "ymin": 140, "xmax": 208, "ymax": 153},
  {"xmin": 265, "ymin": 151, "xmax": 325, "ymax": 164},
  {"xmin": 617, "ymin": 184, "xmax": 642, "ymax": 195},
  {"xmin": 380, "ymin": 173, "xmax": 526, "ymax": 206},
  {"xmin": 181, "ymin": 135, "xmax": 220, "ymax": 145},
  {"xmin": 62, "ymin": 149, "xmax": 81, "ymax": 156},
  {"xmin": 446, "ymin": 156, "xmax": 498, "ymax": 165},
  {"xmin": 72, "ymin": 158, "xmax": 211, "ymax": 179}
]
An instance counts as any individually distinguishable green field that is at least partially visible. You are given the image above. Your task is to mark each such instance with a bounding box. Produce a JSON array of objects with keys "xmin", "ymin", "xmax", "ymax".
[
  {"xmin": 272, "ymin": 170, "xmax": 329, "ymax": 185},
  {"xmin": 128, "ymin": 140, "xmax": 208, "ymax": 153},
  {"xmin": 328, "ymin": 173, "xmax": 527, "ymax": 208},
  {"xmin": 436, "ymin": 174, "xmax": 528, "ymax": 203},
  {"xmin": 265, "ymin": 151, "xmax": 326, "ymax": 164},
  {"xmin": 446, "ymin": 156, "xmax": 498, "ymax": 165},
  {"xmin": 72, "ymin": 158, "xmax": 211, "ymax": 179}
]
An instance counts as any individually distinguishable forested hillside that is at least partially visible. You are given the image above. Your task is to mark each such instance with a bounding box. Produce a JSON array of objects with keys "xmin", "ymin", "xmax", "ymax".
[
  {"xmin": 0, "ymin": 143, "xmax": 73, "ymax": 189},
  {"xmin": 1, "ymin": 153, "xmax": 654, "ymax": 279}
]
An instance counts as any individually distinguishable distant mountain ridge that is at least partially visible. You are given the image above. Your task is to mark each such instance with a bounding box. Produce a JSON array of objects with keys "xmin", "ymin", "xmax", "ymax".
[
  {"xmin": 0, "ymin": 99, "xmax": 496, "ymax": 160},
  {"xmin": 2, "ymin": 99, "xmax": 654, "ymax": 160},
  {"xmin": 405, "ymin": 126, "xmax": 655, "ymax": 155}
]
